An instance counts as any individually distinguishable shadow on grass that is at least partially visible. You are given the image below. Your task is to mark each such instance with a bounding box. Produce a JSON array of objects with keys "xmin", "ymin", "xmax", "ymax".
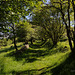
[
  {"xmin": 12, "ymin": 69, "xmax": 38, "ymax": 75},
  {"xmin": 37, "ymin": 53, "xmax": 75, "ymax": 75},
  {"xmin": 30, "ymin": 44, "xmax": 40, "ymax": 49},
  {"xmin": 1, "ymin": 53, "xmax": 75, "ymax": 75},
  {"xmin": 39, "ymin": 63, "xmax": 57, "ymax": 75},
  {"xmin": 0, "ymin": 43, "xmax": 72, "ymax": 75},
  {"xmin": 30, "ymin": 43, "xmax": 41, "ymax": 49},
  {"xmin": 51, "ymin": 53, "xmax": 75, "ymax": 75},
  {"xmin": 0, "ymin": 45, "xmax": 22, "ymax": 53},
  {"xmin": 5, "ymin": 43, "xmax": 68, "ymax": 63},
  {"xmin": 30, "ymin": 42, "xmax": 54, "ymax": 50},
  {"xmin": 0, "ymin": 58, "xmax": 6, "ymax": 75},
  {"xmin": 5, "ymin": 48, "xmax": 45, "ymax": 63},
  {"xmin": 60, "ymin": 38, "xmax": 68, "ymax": 42},
  {"xmin": 5, "ymin": 43, "xmax": 52, "ymax": 63},
  {"xmin": 5, "ymin": 43, "xmax": 46, "ymax": 63},
  {"xmin": 7, "ymin": 63, "xmax": 57, "ymax": 75}
]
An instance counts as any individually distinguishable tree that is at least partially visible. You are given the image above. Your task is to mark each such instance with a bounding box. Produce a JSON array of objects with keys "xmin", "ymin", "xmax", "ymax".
[
  {"xmin": 32, "ymin": 7, "xmax": 65, "ymax": 45},
  {"xmin": 16, "ymin": 21, "xmax": 34, "ymax": 43},
  {"xmin": 0, "ymin": 1, "xmax": 25, "ymax": 51},
  {"xmin": 0, "ymin": 0, "xmax": 43, "ymax": 51},
  {"xmin": 41, "ymin": 0, "xmax": 75, "ymax": 53}
]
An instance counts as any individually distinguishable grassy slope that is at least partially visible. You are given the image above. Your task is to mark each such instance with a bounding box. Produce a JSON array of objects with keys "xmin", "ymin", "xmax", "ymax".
[{"xmin": 0, "ymin": 41, "xmax": 75, "ymax": 75}]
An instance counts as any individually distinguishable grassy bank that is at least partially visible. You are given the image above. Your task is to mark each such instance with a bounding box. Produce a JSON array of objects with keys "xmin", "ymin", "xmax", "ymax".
[{"xmin": 0, "ymin": 41, "xmax": 75, "ymax": 75}]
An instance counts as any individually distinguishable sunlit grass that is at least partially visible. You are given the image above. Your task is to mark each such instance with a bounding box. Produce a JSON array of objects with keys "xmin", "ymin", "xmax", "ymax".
[{"xmin": 0, "ymin": 41, "xmax": 74, "ymax": 75}]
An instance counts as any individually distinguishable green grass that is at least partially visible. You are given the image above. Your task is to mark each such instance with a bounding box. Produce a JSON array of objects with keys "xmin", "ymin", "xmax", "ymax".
[{"xmin": 0, "ymin": 41, "xmax": 75, "ymax": 75}]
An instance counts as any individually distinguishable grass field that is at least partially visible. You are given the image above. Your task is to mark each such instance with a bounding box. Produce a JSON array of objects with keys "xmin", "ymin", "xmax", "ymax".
[{"xmin": 0, "ymin": 41, "xmax": 75, "ymax": 75}]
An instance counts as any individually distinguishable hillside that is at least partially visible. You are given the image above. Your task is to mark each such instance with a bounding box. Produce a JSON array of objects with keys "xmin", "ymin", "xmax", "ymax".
[{"xmin": 0, "ymin": 41, "xmax": 75, "ymax": 75}]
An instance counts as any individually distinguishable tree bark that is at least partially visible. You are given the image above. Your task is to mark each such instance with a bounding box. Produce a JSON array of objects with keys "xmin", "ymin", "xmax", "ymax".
[
  {"xmin": 31, "ymin": 38, "xmax": 33, "ymax": 44},
  {"xmin": 60, "ymin": 0, "xmax": 73, "ymax": 52},
  {"xmin": 42, "ymin": 0, "xmax": 74, "ymax": 52},
  {"xmin": 72, "ymin": 0, "xmax": 75, "ymax": 52},
  {"xmin": 12, "ymin": 23, "xmax": 18, "ymax": 51},
  {"xmin": 13, "ymin": 33, "xmax": 18, "ymax": 51},
  {"xmin": 73, "ymin": 4, "xmax": 75, "ymax": 51},
  {"xmin": 53, "ymin": 40, "xmax": 57, "ymax": 46}
]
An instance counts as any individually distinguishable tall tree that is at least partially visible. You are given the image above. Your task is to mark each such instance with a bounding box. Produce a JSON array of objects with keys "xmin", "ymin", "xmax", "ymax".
[
  {"xmin": 42, "ymin": 0, "xmax": 75, "ymax": 53},
  {"xmin": 32, "ymin": 7, "xmax": 65, "ymax": 45},
  {"xmin": 0, "ymin": 0, "xmax": 42, "ymax": 51},
  {"xmin": 16, "ymin": 21, "xmax": 34, "ymax": 43}
]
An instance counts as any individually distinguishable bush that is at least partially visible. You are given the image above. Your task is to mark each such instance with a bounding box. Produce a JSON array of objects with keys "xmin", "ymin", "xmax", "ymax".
[
  {"xmin": 0, "ymin": 39, "xmax": 7, "ymax": 46},
  {"xmin": 7, "ymin": 39, "xmax": 12, "ymax": 45},
  {"xmin": 0, "ymin": 39, "xmax": 12, "ymax": 46}
]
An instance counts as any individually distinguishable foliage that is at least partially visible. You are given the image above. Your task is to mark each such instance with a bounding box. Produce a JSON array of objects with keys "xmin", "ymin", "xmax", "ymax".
[
  {"xmin": 0, "ymin": 39, "xmax": 13, "ymax": 47},
  {"xmin": 7, "ymin": 39, "xmax": 12, "ymax": 45},
  {"xmin": 44, "ymin": 0, "xmax": 75, "ymax": 52},
  {"xmin": 0, "ymin": 39, "xmax": 7, "ymax": 46},
  {"xmin": 0, "ymin": 0, "xmax": 75, "ymax": 75},
  {"xmin": 16, "ymin": 21, "xmax": 34, "ymax": 42},
  {"xmin": 32, "ymin": 7, "xmax": 65, "ymax": 45}
]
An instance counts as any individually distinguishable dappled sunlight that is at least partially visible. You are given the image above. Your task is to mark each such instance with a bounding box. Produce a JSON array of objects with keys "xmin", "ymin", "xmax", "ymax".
[
  {"xmin": 0, "ymin": 0, "xmax": 75, "ymax": 75},
  {"xmin": 0, "ymin": 41, "xmax": 72, "ymax": 75}
]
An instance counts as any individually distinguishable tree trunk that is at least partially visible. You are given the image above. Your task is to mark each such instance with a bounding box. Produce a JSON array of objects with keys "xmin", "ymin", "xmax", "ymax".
[
  {"xmin": 67, "ymin": 0, "xmax": 73, "ymax": 52},
  {"xmin": 53, "ymin": 41, "xmax": 57, "ymax": 46},
  {"xmin": 67, "ymin": 29, "xmax": 73, "ymax": 51},
  {"xmin": 72, "ymin": 0, "xmax": 75, "ymax": 52},
  {"xmin": 12, "ymin": 24, "xmax": 18, "ymax": 51},
  {"xmin": 43, "ymin": 0, "xmax": 74, "ymax": 52},
  {"xmin": 60, "ymin": 0, "xmax": 73, "ymax": 52},
  {"xmin": 73, "ymin": 6, "xmax": 75, "ymax": 51},
  {"xmin": 13, "ymin": 34, "xmax": 18, "ymax": 51},
  {"xmin": 42, "ymin": 38, "xmax": 44, "ymax": 41},
  {"xmin": 31, "ymin": 39, "xmax": 33, "ymax": 44},
  {"xmin": 30, "ymin": 37, "xmax": 33, "ymax": 44}
]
